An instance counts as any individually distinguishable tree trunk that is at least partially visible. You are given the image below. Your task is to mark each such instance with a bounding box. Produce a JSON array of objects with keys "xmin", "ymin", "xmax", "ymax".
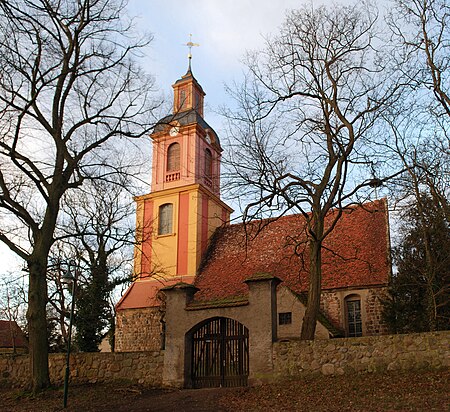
[
  {"xmin": 27, "ymin": 258, "xmax": 50, "ymax": 392},
  {"xmin": 301, "ymin": 237, "xmax": 323, "ymax": 340},
  {"xmin": 27, "ymin": 200, "xmax": 59, "ymax": 391}
]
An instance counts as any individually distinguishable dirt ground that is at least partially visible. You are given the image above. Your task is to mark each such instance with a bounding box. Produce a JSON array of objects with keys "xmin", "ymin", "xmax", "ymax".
[{"xmin": 1, "ymin": 369, "xmax": 449, "ymax": 412}]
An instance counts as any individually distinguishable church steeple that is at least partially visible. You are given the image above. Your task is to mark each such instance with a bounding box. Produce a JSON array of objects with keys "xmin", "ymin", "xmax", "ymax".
[
  {"xmin": 131, "ymin": 64, "xmax": 232, "ymax": 282},
  {"xmin": 172, "ymin": 69, "xmax": 205, "ymax": 116},
  {"xmin": 149, "ymin": 68, "xmax": 222, "ymax": 197},
  {"xmin": 172, "ymin": 34, "xmax": 204, "ymax": 115},
  {"xmin": 115, "ymin": 53, "xmax": 233, "ymax": 354}
]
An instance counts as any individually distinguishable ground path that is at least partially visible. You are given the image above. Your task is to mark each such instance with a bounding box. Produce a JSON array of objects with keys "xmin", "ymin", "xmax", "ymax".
[{"xmin": 2, "ymin": 369, "xmax": 449, "ymax": 411}]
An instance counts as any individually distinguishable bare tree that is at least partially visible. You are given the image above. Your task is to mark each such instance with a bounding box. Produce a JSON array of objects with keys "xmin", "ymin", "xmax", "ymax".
[
  {"xmin": 60, "ymin": 177, "xmax": 136, "ymax": 351},
  {"xmin": 46, "ymin": 253, "xmax": 72, "ymax": 346},
  {"xmin": 385, "ymin": 0, "xmax": 449, "ymax": 218},
  {"xmin": 381, "ymin": 94, "xmax": 449, "ymax": 332},
  {"xmin": 388, "ymin": 0, "xmax": 450, "ymax": 119},
  {"xmin": 380, "ymin": 0, "xmax": 450, "ymax": 329},
  {"xmin": 0, "ymin": 0, "xmax": 159, "ymax": 390},
  {"xmin": 224, "ymin": 3, "xmax": 402, "ymax": 339}
]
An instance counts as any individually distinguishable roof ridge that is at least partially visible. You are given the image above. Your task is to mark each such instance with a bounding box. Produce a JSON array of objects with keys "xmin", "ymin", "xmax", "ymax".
[{"xmin": 225, "ymin": 198, "xmax": 387, "ymax": 230}]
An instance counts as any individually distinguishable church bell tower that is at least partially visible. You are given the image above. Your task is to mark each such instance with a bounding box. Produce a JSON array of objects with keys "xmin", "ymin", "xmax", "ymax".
[
  {"xmin": 132, "ymin": 65, "xmax": 232, "ymax": 286},
  {"xmin": 114, "ymin": 47, "xmax": 233, "ymax": 352}
]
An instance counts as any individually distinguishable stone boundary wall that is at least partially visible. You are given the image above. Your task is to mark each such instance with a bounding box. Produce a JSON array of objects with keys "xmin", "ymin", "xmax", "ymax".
[
  {"xmin": 2, "ymin": 332, "xmax": 448, "ymax": 388},
  {"xmin": 0, "ymin": 351, "xmax": 164, "ymax": 388},
  {"xmin": 115, "ymin": 307, "xmax": 163, "ymax": 352},
  {"xmin": 273, "ymin": 331, "xmax": 449, "ymax": 378}
]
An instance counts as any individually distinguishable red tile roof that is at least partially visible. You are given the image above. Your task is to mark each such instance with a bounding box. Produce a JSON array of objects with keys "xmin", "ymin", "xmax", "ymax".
[
  {"xmin": 194, "ymin": 199, "xmax": 390, "ymax": 302},
  {"xmin": 0, "ymin": 320, "xmax": 28, "ymax": 349},
  {"xmin": 116, "ymin": 276, "xmax": 196, "ymax": 310}
]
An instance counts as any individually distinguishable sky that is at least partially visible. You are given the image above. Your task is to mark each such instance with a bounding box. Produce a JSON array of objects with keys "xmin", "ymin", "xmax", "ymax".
[
  {"xmin": 127, "ymin": 0, "xmax": 321, "ymax": 129},
  {"xmin": 1, "ymin": 0, "xmax": 360, "ymax": 277},
  {"xmin": 1, "ymin": 0, "xmax": 317, "ymax": 275}
]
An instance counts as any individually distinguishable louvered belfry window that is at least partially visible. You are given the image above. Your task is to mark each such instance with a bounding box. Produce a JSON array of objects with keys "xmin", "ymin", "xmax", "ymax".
[
  {"xmin": 204, "ymin": 148, "xmax": 212, "ymax": 178},
  {"xmin": 167, "ymin": 143, "xmax": 180, "ymax": 172},
  {"xmin": 179, "ymin": 89, "xmax": 187, "ymax": 110}
]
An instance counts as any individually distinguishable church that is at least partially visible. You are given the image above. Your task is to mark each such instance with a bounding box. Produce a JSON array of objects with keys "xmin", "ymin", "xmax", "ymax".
[{"xmin": 115, "ymin": 64, "xmax": 391, "ymax": 388}]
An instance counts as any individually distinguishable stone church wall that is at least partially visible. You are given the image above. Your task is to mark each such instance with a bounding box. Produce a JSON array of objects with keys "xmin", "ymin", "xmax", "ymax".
[
  {"xmin": 364, "ymin": 288, "xmax": 389, "ymax": 335},
  {"xmin": 277, "ymin": 286, "xmax": 388, "ymax": 338},
  {"xmin": 115, "ymin": 307, "xmax": 163, "ymax": 352},
  {"xmin": 320, "ymin": 286, "xmax": 388, "ymax": 336}
]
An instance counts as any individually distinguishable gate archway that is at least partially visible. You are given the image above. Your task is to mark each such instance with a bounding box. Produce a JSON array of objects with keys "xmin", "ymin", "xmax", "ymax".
[{"xmin": 189, "ymin": 317, "xmax": 249, "ymax": 388}]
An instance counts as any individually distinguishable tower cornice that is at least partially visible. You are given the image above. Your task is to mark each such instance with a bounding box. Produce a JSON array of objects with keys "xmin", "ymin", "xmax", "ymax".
[{"xmin": 134, "ymin": 183, "xmax": 234, "ymax": 215}]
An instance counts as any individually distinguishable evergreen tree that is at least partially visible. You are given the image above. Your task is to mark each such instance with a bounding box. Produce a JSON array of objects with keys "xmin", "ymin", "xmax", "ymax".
[
  {"xmin": 383, "ymin": 195, "xmax": 450, "ymax": 332},
  {"xmin": 47, "ymin": 316, "xmax": 67, "ymax": 353},
  {"xmin": 74, "ymin": 264, "xmax": 111, "ymax": 352}
]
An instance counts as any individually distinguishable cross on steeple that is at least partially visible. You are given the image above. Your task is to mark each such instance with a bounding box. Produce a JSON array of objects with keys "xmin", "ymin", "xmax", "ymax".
[{"xmin": 184, "ymin": 34, "xmax": 199, "ymax": 71}]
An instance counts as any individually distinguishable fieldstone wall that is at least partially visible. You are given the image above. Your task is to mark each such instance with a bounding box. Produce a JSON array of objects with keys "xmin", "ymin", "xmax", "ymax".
[
  {"xmin": 320, "ymin": 290, "xmax": 341, "ymax": 327},
  {"xmin": 364, "ymin": 288, "xmax": 389, "ymax": 335},
  {"xmin": 320, "ymin": 287, "xmax": 388, "ymax": 336},
  {"xmin": 115, "ymin": 307, "xmax": 163, "ymax": 352},
  {"xmin": 273, "ymin": 331, "xmax": 449, "ymax": 378},
  {"xmin": 0, "ymin": 351, "xmax": 163, "ymax": 389},
  {"xmin": 2, "ymin": 332, "xmax": 448, "ymax": 389}
]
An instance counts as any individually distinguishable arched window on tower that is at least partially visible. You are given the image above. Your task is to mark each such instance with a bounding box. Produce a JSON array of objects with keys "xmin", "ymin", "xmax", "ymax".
[
  {"xmin": 204, "ymin": 148, "xmax": 213, "ymax": 180},
  {"xmin": 167, "ymin": 143, "xmax": 180, "ymax": 172},
  {"xmin": 179, "ymin": 89, "xmax": 187, "ymax": 110},
  {"xmin": 194, "ymin": 92, "xmax": 200, "ymax": 111},
  {"xmin": 345, "ymin": 294, "xmax": 362, "ymax": 337},
  {"xmin": 158, "ymin": 203, "xmax": 173, "ymax": 235}
]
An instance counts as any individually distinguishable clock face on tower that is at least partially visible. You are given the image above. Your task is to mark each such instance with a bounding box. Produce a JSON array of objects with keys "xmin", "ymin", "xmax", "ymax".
[
  {"xmin": 205, "ymin": 133, "xmax": 211, "ymax": 144},
  {"xmin": 169, "ymin": 126, "xmax": 179, "ymax": 137}
]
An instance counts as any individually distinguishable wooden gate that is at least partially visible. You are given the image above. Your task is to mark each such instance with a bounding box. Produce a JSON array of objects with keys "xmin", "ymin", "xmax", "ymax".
[{"xmin": 191, "ymin": 317, "xmax": 249, "ymax": 388}]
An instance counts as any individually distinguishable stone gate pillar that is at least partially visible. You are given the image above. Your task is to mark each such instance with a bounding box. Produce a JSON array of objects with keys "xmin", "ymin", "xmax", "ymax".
[
  {"xmin": 244, "ymin": 273, "xmax": 281, "ymax": 384},
  {"xmin": 161, "ymin": 283, "xmax": 198, "ymax": 387}
]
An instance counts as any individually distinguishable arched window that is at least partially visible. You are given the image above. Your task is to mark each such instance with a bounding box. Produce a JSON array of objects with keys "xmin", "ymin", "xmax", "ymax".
[
  {"xmin": 167, "ymin": 143, "xmax": 180, "ymax": 172},
  {"xmin": 204, "ymin": 148, "xmax": 212, "ymax": 178},
  {"xmin": 194, "ymin": 92, "xmax": 200, "ymax": 110},
  {"xmin": 179, "ymin": 90, "xmax": 187, "ymax": 110},
  {"xmin": 345, "ymin": 295, "xmax": 362, "ymax": 337},
  {"xmin": 158, "ymin": 203, "xmax": 173, "ymax": 235}
]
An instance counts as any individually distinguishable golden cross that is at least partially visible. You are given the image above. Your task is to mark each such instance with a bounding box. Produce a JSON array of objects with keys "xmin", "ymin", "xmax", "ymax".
[{"xmin": 184, "ymin": 34, "xmax": 200, "ymax": 69}]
